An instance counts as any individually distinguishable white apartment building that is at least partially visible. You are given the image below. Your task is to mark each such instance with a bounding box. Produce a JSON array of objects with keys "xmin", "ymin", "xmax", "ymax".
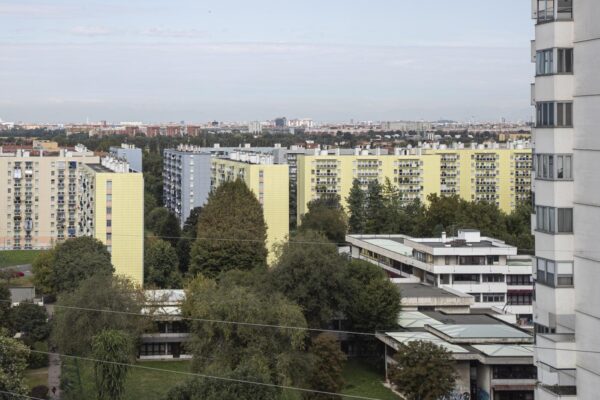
[
  {"xmin": 346, "ymin": 230, "xmax": 533, "ymax": 326},
  {"xmin": 531, "ymin": 1, "xmax": 600, "ymax": 398}
]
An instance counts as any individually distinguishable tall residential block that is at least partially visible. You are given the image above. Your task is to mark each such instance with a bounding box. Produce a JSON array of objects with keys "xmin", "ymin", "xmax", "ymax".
[
  {"xmin": 531, "ymin": 0, "xmax": 600, "ymax": 397},
  {"xmin": 211, "ymin": 151, "xmax": 289, "ymax": 260},
  {"xmin": 79, "ymin": 157, "xmax": 144, "ymax": 283},
  {"xmin": 110, "ymin": 144, "xmax": 143, "ymax": 172},
  {"xmin": 295, "ymin": 144, "xmax": 531, "ymax": 224}
]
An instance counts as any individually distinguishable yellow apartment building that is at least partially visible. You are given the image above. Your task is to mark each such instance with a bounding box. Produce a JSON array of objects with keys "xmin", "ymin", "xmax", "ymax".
[
  {"xmin": 296, "ymin": 145, "xmax": 532, "ymax": 223},
  {"xmin": 211, "ymin": 152, "xmax": 289, "ymax": 261},
  {"xmin": 79, "ymin": 158, "xmax": 144, "ymax": 284}
]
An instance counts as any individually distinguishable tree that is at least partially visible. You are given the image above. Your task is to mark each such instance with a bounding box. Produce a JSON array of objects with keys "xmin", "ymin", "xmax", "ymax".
[
  {"xmin": 33, "ymin": 237, "xmax": 113, "ymax": 295},
  {"xmin": 182, "ymin": 207, "xmax": 202, "ymax": 237},
  {"xmin": 177, "ymin": 207, "xmax": 203, "ymax": 274},
  {"xmin": 342, "ymin": 260, "xmax": 401, "ymax": 332},
  {"xmin": 0, "ymin": 330, "xmax": 30, "ymax": 400},
  {"xmin": 144, "ymin": 238, "xmax": 182, "ymax": 288},
  {"xmin": 31, "ymin": 251, "xmax": 55, "ymax": 295},
  {"xmin": 270, "ymin": 230, "xmax": 347, "ymax": 328},
  {"xmin": 365, "ymin": 180, "xmax": 386, "ymax": 234},
  {"xmin": 299, "ymin": 195, "xmax": 348, "ymax": 243},
  {"xmin": 190, "ymin": 180, "xmax": 268, "ymax": 278},
  {"xmin": 346, "ymin": 179, "xmax": 366, "ymax": 233},
  {"xmin": 9, "ymin": 303, "xmax": 50, "ymax": 346},
  {"xmin": 389, "ymin": 341, "xmax": 457, "ymax": 400},
  {"xmin": 304, "ymin": 333, "xmax": 346, "ymax": 400},
  {"xmin": 146, "ymin": 208, "xmax": 181, "ymax": 247},
  {"xmin": 182, "ymin": 275, "xmax": 310, "ymax": 398},
  {"xmin": 92, "ymin": 329, "xmax": 135, "ymax": 400},
  {"xmin": 52, "ymin": 274, "xmax": 148, "ymax": 356},
  {"xmin": 0, "ymin": 285, "xmax": 10, "ymax": 330}
]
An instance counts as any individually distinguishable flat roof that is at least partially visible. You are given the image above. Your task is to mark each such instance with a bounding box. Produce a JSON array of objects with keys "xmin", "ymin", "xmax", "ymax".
[
  {"xmin": 419, "ymin": 240, "xmax": 495, "ymax": 248},
  {"xmin": 472, "ymin": 344, "xmax": 534, "ymax": 357},
  {"xmin": 398, "ymin": 311, "xmax": 445, "ymax": 328},
  {"xmin": 87, "ymin": 163, "xmax": 114, "ymax": 173},
  {"xmin": 398, "ymin": 283, "xmax": 463, "ymax": 299},
  {"xmin": 385, "ymin": 331, "xmax": 469, "ymax": 354},
  {"xmin": 361, "ymin": 238, "xmax": 413, "ymax": 255},
  {"xmin": 421, "ymin": 311, "xmax": 501, "ymax": 325},
  {"xmin": 430, "ymin": 324, "xmax": 532, "ymax": 340}
]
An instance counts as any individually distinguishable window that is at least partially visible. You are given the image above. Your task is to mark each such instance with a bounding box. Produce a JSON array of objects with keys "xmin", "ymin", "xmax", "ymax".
[
  {"xmin": 536, "ymin": 206, "xmax": 573, "ymax": 233},
  {"xmin": 106, "ymin": 180, "xmax": 112, "ymax": 190},
  {"xmin": 458, "ymin": 256, "xmax": 485, "ymax": 265},
  {"xmin": 536, "ymin": 154, "xmax": 573, "ymax": 180},
  {"xmin": 536, "ymin": 102, "xmax": 572, "ymax": 127},
  {"xmin": 482, "ymin": 293, "xmax": 505, "ymax": 303},
  {"xmin": 537, "ymin": 0, "xmax": 572, "ymax": 22},
  {"xmin": 507, "ymin": 275, "xmax": 531, "ymax": 286},
  {"xmin": 536, "ymin": 49, "xmax": 553, "ymax": 75},
  {"xmin": 453, "ymin": 274, "xmax": 480, "ymax": 283},
  {"xmin": 106, "ymin": 220, "xmax": 112, "ymax": 227},
  {"xmin": 482, "ymin": 274, "xmax": 504, "ymax": 283},
  {"xmin": 537, "ymin": 258, "xmax": 573, "ymax": 287},
  {"xmin": 106, "ymin": 207, "xmax": 112, "ymax": 215},
  {"xmin": 557, "ymin": 48, "xmax": 574, "ymax": 73}
]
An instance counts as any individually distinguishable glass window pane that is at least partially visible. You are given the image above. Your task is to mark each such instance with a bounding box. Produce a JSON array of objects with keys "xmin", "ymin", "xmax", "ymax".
[
  {"xmin": 565, "ymin": 155, "xmax": 572, "ymax": 178},
  {"xmin": 549, "ymin": 155, "xmax": 554, "ymax": 179},
  {"xmin": 549, "ymin": 207, "xmax": 555, "ymax": 232},
  {"xmin": 566, "ymin": 103, "xmax": 573, "ymax": 126}
]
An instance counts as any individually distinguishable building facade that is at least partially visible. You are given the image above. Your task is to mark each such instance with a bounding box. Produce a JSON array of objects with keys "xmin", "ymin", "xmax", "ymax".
[
  {"xmin": 211, "ymin": 151, "xmax": 289, "ymax": 261},
  {"xmin": 109, "ymin": 144, "xmax": 143, "ymax": 172},
  {"xmin": 79, "ymin": 157, "xmax": 144, "ymax": 283},
  {"xmin": 347, "ymin": 230, "xmax": 533, "ymax": 326},
  {"xmin": 531, "ymin": 0, "xmax": 600, "ymax": 398},
  {"xmin": 296, "ymin": 144, "xmax": 531, "ymax": 223}
]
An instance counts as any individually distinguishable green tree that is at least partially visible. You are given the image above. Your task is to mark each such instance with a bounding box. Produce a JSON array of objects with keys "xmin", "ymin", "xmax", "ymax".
[
  {"xmin": 342, "ymin": 260, "xmax": 401, "ymax": 332},
  {"xmin": 182, "ymin": 207, "xmax": 202, "ymax": 237},
  {"xmin": 182, "ymin": 275, "xmax": 310, "ymax": 398},
  {"xmin": 146, "ymin": 208, "xmax": 181, "ymax": 247},
  {"xmin": 304, "ymin": 333, "xmax": 346, "ymax": 400},
  {"xmin": 92, "ymin": 329, "xmax": 135, "ymax": 400},
  {"xmin": 52, "ymin": 274, "xmax": 147, "ymax": 356},
  {"xmin": 177, "ymin": 207, "xmax": 203, "ymax": 274},
  {"xmin": 270, "ymin": 230, "xmax": 347, "ymax": 328},
  {"xmin": 0, "ymin": 330, "xmax": 30, "ymax": 400},
  {"xmin": 144, "ymin": 238, "xmax": 182, "ymax": 288},
  {"xmin": 389, "ymin": 341, "xmax": 457, "ymax": 400},
  {"xmin": 0, "ymin": 285, "xmax": 10, "ymax": 330},
  {"xmin": 365, "ymin": 180, "xmax": 386, "ymax": 234},
  {"xmin": 190, "ymin": 180, "xmax": 268, "ymax": 278},
  {"xmin": 346, "ymin": 179, "xmax": 366, "ymax": 233},
  {"xmin": 31, "ymin": 251, "xmax": 55, "ymax": 295},
  {"xmin": 299, "ymin": 195, "xmax": 348, "ymax": 243},
  {"xmin": 9, "ymin": 303, "xmax": 50, "ymax": 346},
  {"xmin": 33, "ymin": 237, "xmax": 113, "ymax": 295},
  {"xmin": 146, "ymin": 207, "xmax": 170, "ymax": 232}
]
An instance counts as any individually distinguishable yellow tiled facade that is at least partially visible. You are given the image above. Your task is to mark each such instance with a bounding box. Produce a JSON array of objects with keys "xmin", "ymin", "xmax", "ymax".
[
  {"xmin": 296, "ymin": 147, "xmax": 532, "ymax": 223},
  {"xmin": 211, "ymin": 157, "xmax": 289, "ymax": 262}
]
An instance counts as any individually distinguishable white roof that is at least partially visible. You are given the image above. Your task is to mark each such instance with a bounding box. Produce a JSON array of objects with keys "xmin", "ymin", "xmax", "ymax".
[
  {"xmin": 363, "ymin": 238, "xmax": 413, "ymax": 255},
  {"xmin": 472, "ymin": 345, "xmax": 534, "ymax": 357},
  {"xmin": 432, "ymin": 324, "xmax": 531, "ymax": 339},
  {"xmin": 385, "ymin": 331, "xmax": 469, "ymax": 353},
  {"xmin": 398, "ymin": 311, "xmax": 445, "ymax": 328}
]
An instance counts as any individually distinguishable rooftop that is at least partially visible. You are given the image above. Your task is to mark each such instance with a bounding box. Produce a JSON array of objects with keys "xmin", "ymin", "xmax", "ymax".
[
  {"xmin": 429, "ymin": 324, "xmax": 532, "ymax": 340},
  {"xmin": 398, "ymin": 283, "xmax": 465, "ymax": 299}
]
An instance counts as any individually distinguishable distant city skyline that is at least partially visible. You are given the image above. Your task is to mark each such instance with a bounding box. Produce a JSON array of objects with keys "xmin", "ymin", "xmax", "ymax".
[{"xmin": 1, "ymin": 0, "xmax": 533, "ymax": 123}]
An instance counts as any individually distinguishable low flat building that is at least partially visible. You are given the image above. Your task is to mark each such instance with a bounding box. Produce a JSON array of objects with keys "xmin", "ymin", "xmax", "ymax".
[
  {"xmin": 397, "ymin": 282, "xmax": 474, "ymax": 314},
  {"xmin": 347, "ymin": 230, "xmax": 533, "ymax": 326},
  {"xmin": 378, "ymin": 310, "xmax": 535, "ymax": 400}
]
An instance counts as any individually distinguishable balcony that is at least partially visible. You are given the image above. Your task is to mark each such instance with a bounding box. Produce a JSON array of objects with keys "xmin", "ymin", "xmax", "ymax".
[{"xmin": 535, "ymin": 0, "xmax": 573, "ymax": 24}]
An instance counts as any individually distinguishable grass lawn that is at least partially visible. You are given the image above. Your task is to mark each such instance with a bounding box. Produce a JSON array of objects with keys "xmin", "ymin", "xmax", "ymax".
[
  {"xmin": 24, "ymin": 367, "xmax": 49, "ymax": 389},
  {"xmin": 64, "ymin": 359, "xmax": 192, "ymax": 400},
  {"xmin": 342, "ymin": 359, "xmax": 399, "ymax": 400},
  {"xmin": 0, "ymin": 250, "xmax": 44, "ymax": 268}
]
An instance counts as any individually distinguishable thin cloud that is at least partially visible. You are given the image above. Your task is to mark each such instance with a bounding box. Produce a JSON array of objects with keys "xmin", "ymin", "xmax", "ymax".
[
  {"xmin": 0, "ymin": 4, "xmax": 62, "ymax": 16},
  {"xmin": 68, "ymin": 26, "xmax": 115, "ymax": 37},
  {"xmin": 140, "ymin": 28, "xmax": 207, "ymax": 38}
]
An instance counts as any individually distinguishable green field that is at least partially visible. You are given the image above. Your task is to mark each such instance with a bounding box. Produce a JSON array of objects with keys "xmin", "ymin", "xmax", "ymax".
[
  {"xmin": 341, "ymin": 359, "xmax": 399, "ymax": 400},
  {"xmin": 24, "ymin": 367, "xmax": 49, "ymax": 389},
  {"xmin": 0, "ymin": 250, "xmax": 44, "ymax": 268}
]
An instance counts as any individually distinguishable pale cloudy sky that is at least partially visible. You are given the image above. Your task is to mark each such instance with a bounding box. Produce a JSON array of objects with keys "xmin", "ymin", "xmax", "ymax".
[{"xmin": 0, "ymin": 0, "xmax": 533, "ymax": 124}]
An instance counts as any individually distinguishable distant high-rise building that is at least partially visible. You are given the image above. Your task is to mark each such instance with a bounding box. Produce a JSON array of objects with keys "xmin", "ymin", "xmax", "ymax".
[
  {"xmin": 531, "ymin": 1, "xmax": 600, "ymax": 398},
  {"xmin": 274, "ymin": 117, "xmax": 288, "ymax": 128},
  {"xmin": 248, "ymin": 121, "xmax": 262, "ymax": 134},
  {"xmin": 110, "ymin": 144, "xmax": 143, "ymax": 172}
]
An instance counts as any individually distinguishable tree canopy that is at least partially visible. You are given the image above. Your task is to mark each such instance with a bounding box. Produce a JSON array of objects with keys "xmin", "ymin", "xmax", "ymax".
[
  {"xmin": 299, "ymin": 195, "xmax": 348, "ymax": 243},
  {"xmin": 0, "ymin": 330, "xmax": 30, "ymax": 399},
  {"xmin": 346, "ymin": 179, "xmax": 367, "ymax": 234},
  {"xmin": 9, "ymin": 303, "xmax": 50, "ymax": 346},
  {"xmin": 52, "ymin": 273, "xmax": 148, "ymax": 356},
  {"xmin": 389, "ymin": 340, "xmax": 457, "ymax": 400},
  {"xmin": 144, "ymin": 238, "xmax": 182, "ymax": 288},
  {"xmin": 190, "ymin": 180, "xmax": 268, "ymax": 278},
  {"xmin": 32, "ymin": 236, "xmax": 114, "ymax": 295},
  {"xmin": 92, "ymin": 329, "xmax": 135, "ymax": 400},
  {"xmin": 304, "ymin": 333, "xmax": 346, "ymax": 400},
  {"xmin": 270, "ymin": 230, "xmax": 347, "ymax": 328}
]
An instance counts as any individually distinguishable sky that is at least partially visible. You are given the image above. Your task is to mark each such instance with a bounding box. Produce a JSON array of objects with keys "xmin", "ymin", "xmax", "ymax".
[{"xmin": 0, "ymin": 0, "xmax": 534, "ymax": 124}]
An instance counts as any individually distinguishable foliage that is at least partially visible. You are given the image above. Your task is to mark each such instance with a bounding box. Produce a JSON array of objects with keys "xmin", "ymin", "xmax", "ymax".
[
  {"xmin": 0, "ymin": 285, "xmax": 10, "ymax": 329},
  {"xmin": 27, "ymin": 341, "xmax": 49, "ymax": 369},
  {"xmin": 299, "ymin": 195, "xmax": 348, "ymax": 243},
  {"xmin": 144, "ymin": 238, "xmax": 182, "ymax": 288},
  {"xmin": 190, "ymin": 180, "xmax": 268, "ymax": 278},
  {"xmin": 30, "ymin": 385, "xmax": 49, "ymax": 399},
  {"xmin": 182, "ymin": 207, "xmax": 202, "ymax": 238},
  {"xmin": 92, "ymin": 329, "xmax": 135, "ymax": 400},
  {"xmin": 177, "ymin": 207, "xmax": 203, "ymax": 273},
  {"xmin": 146, "ymin": 208, "xmax": 181, "ymax": 247},
  {"xmin": 0, "ymin": 330, "xmax": 31, "ymax": 399},
  {"xmin": 52, "ymin": 274, "xmax": 147, "ymax": 356},
  {"xmin": 143, "ymin": 150, "xmax": 164, "ymax": 207},
  {"xmin": 9, "ymin": 302, "xmax": 50, "ymax": 346},
  {"xmin": 389, "ymin": 340, "xmax": 457, "ymax": 400},
  {"xmin": 304, "ymin": 333, "xmax": 346, "ymax": 400},
  {"xmin": 33, "ymin": 237, "xmax": 114, "ymax": 295},
  {"xmin": 270, "ymin": 230, "xmax": 347, "ymax": 328},
  {"xmin": 342, "ymin": 260, "xmax": 401, "ymax": 332},
  {"xmin": 182, "ymin": 275, "xmax": 310, "ymax": 398},
  {"xmin": 365, "ymin": 180, "xmax": 387, "ymax": 234},
  {"xmin": 346, "ymin": 179, "xmax": 367, "ymax": 234}
]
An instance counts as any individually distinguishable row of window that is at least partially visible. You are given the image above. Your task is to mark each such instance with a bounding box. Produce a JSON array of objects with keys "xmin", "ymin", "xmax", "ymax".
[
  {"xmin": 536, "ymin": 48, "xmax": 573, "ymax": 75},
  {"xmin": 536, "ymin": 257, "xmax": 574, "ymax": 287},
  {"xmin": 536, "ymin": 0, "xmax": 573, "ymax": 23},
  {"xmin": 536, "ymin": 102, "xmax": 573, "ymax": 127},
  {"xmin": 468, "ymin": 293, "xmax": 506, "ymax": 303},
  {"xmin": 535, "ymin": 206, "xmax": 573, "ymax": 233},
  {"xmin": 535, "ymin": 154, "xmax": 573, "ymax": 180}
]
